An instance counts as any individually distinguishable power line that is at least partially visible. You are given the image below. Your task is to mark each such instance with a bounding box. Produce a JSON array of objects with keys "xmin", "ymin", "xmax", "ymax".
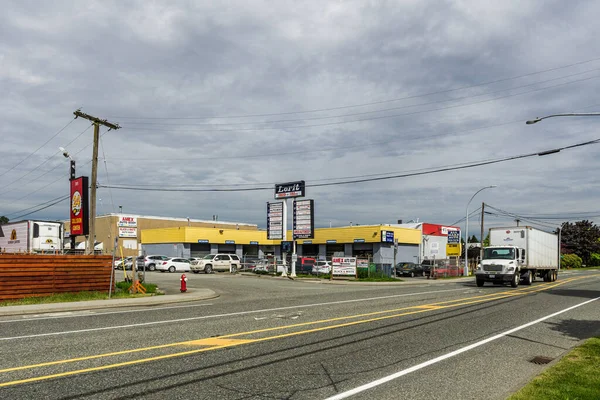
[
  {"xmin": 0, "ymin": 118, "xmax": 76, "ymax": 179},
  {"xmin": 5, "ymin": 195, "xmax": 70, "ymax": 218},
  {"xmin": 121, "ymin": 68, "xmax": 600, "ymax": 128},
  {"xmin": 9, "ymin": 196, "xmax": 70, "ymax": 221},
  {"xmin": 108, "ymin": 56, "xmax": 600, "ymax": 120},
  {"xmin": 0, "ymin": 124, "xmax": 93, "ymax": 197},
  {"xmin": 98, "ymin": 135, "xmax": 600, "ymax": 192},
  {"xmin": 121, "ymin": 74, "xmax": 600, "ymax": 133}
]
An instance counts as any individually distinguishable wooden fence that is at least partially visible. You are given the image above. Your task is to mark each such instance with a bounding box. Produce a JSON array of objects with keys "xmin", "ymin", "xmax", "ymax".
[{"xmin": 0, "ymin": 254, "xmax": 113, "ymax": 301}]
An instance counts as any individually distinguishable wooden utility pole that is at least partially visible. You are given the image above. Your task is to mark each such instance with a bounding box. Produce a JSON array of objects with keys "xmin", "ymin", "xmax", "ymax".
[
  {"xmin": 73, "ymin": 109, "xmax": 120, "ymax": 255},
  {"xmin": 480, "ymin": 202, "xmax": 485, "ymax": 262}
]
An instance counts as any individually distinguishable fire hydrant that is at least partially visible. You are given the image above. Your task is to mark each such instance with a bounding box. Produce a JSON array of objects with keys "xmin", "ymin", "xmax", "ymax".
[{"xmin": 180, "ymin": 274, "xmax": 188, "ymax": 293}]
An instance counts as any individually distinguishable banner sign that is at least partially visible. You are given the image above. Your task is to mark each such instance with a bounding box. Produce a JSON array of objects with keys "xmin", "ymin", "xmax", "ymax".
[
  {"xmin": 293, "ymin": 199, "xmax": 314, "ymax": 239},
  {"xmin": 357, "ymin": 259, "xmax": 369, "ymax": 269},
  {"xmin": 274, "ymin": 180, "xmax": 305, "ymax": 199},
  {"xmin": 332, "ymin": 257, "xmax": 357, "ymax": 276},
  {"xmin": 118, "ymin": 216, "xmax": 137, "ymax": 227},
  {"xmin": 118, "ymin": 227, "xmax": 137, "ymax": 238},
  {"xmin": 70, "ymin": 176, "xmax": 89, "ymax": 236},
  {"xmin": 267, "ymin": 202, "xmax": 284, "ymax": 240}
]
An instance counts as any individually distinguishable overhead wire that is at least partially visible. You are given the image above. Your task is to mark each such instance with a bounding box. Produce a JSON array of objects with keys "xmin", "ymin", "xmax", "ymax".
[
  {"xmin": 122, "ymin": 67, "xmax": 600, "ymax": 128},
  {"xmin": 99, "ymin": 134, "xmax": 600, "ymax": 192},
  {"xmin": 0, "ymin": 123, "xmax": 93, "ymax": 197},
  {"xmin": 108, "ymin": 56, "xmax": 600, "ymax": 120},
  {"xmin": 121, "ymin": 74, "xmax": 600, "ymax": 133},
  {"xmin": 0, "ymin": 117, "xmax": 76, "ymax": 179}
]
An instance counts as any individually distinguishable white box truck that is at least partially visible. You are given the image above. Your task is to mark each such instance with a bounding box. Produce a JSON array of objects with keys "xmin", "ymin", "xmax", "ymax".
[
  {"xmin": 0, "ymin": 220, "xmax": 63, "ymax": 253},
  {"xmin": 475, "ymin": 226, "xmax": 559, "ymax": 288}
]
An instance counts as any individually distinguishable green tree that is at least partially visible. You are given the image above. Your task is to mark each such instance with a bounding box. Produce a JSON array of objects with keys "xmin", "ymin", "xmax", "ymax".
[
  {"xmin": 560, "ymin": 220, "xmax": 600, "ymax": 265},
  {"xmin": 469, "ymin": 235, "xmax": 478, "ymax": 243},
  {"xmin": 561, "ymin": 254, "xmax": 582, "ymax": 269},
  {"xmin": 483, "ymin": 233, "xmax": 490, "ymax": 247},
  {"xmin": 0, "ymin": 216, "xmax": 8, "ymax": 224}
]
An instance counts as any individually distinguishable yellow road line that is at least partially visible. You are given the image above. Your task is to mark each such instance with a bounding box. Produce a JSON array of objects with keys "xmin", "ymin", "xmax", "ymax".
[
  {"xmin": 0, "ymin": 276, "xmax": 589, "ymax": 387},
  {"xmin": 0, "ymin": 287, "xmax": 524, "ymax": 374}
]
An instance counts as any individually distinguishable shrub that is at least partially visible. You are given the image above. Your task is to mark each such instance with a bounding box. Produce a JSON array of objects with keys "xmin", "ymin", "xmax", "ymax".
[
  {"xmin": 589, "ymin": 253, "xmax": 600, "ymax": 267},
  {"xmin": 561, "ymin": 254, "xmax": 582, "ymax": 269}
]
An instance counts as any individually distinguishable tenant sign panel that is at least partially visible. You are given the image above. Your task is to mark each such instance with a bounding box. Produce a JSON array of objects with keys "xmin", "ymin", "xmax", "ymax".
[
  {"xmin": 267, "ymin": 202, "xmax": 284, "ymax": 240},
  {"xmin": 293, "ymin": 199, "xmax": 314, "ymax": 239}
]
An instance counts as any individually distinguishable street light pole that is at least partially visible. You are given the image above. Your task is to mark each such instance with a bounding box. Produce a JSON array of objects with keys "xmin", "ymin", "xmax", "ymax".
[
  {"xmin": 464, "ymin": 185, "xmax": 496, "ymax": 276},
  {"xmin": 526, "ymin": 112, "xmax": 600, "ymax": 124},
  {"xmin": 59, "ymin": 147, "xmax": 76, "ymax": 252}
]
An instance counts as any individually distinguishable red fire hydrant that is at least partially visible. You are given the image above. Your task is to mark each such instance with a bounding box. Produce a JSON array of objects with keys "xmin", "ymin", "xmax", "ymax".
[{"xmin": 180, "ymin": 274, "xmax": 188, "ymax": 293}]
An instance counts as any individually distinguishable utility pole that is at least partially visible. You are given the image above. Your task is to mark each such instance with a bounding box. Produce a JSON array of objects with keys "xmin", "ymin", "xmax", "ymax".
[
  {"xmin": 73, "ymin": 109, "xmax": 120, "ymax": 255},
  {"xmin": 480, "ymin": 202, "xmax": 485, "ymax": 262}
]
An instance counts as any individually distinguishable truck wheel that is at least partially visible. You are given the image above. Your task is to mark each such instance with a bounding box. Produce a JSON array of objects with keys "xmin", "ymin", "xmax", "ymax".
[
  {"xmin": 543, "ymin": 271, "xmax": 551, "ymax": 282},
  {"xmin": 552, "ymin": 270, "xmax": 558, "ymax": 282},
  {"xmin": 524, "ymin": 270, "xmax": 533, "ymax": 286},
  {"xmin": 476, "ymin": 278, "xmax": 484, "ymax": 287},
  {"xmin": 510, "ymin": 273, "xmax": 519, "ymax": 288},
  {"xmin": 204, "ymin": 265, "xmax": 213, "ymax": 274}
]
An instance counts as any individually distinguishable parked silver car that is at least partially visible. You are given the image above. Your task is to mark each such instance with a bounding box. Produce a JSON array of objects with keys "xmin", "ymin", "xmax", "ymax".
[{"xmin": 136, "ymin": 255, "xmax": 170, "ymax": 271}]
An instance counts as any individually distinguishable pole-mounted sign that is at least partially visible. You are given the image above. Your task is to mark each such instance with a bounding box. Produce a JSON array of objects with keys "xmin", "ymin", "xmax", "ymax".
[{"xmin": 70, "ymin": 176, "xmax": 89, "ymax": 236}]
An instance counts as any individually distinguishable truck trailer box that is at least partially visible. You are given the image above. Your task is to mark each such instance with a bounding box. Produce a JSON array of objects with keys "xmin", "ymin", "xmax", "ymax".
[
  {"xmin": 0, "ymin": 220, "xmax": 63, "ymax": 253},
  {"xmin": 489, "ymin": 226, "xmax": 558, "ymax": 268}
]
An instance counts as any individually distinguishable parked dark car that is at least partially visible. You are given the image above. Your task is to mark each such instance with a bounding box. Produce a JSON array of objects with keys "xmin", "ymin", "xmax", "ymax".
[{"xmin": 395, "ymin": 262, "xmax": 425, "ymax": 277}]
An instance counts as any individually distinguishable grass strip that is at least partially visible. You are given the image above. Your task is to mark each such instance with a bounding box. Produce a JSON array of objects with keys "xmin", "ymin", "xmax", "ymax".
[{"xmin": 509, "ymin": 337, "xmax": 600, "ymax": 400}]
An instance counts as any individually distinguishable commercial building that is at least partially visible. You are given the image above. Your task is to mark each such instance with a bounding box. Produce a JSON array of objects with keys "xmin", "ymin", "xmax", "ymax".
[
  {"xmin": 141, "ymin": 224, "xmax": 421, "ymax": 266},
  {"xmin": 392, "ymin": 222, "xmax": 460, "ymax": 262},
  {"xmin": 63, "ymin": 214, "xmax": 257, "ymax": 256}
]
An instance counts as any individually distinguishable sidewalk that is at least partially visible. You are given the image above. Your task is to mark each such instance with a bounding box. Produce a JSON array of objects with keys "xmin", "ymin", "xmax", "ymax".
[{"xmin": 0, "ymin": 288, "xmax": 218, "ymax": 317}]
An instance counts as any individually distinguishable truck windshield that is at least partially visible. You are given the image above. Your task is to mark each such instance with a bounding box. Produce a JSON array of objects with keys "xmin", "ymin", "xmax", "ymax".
[{"xmin": 483, "ymin": 248, "xmax": 515, "ymax": 260}]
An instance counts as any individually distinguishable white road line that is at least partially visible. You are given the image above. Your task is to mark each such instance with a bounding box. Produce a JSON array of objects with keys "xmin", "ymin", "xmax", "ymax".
[
  {"xmin": 324, "ymin": 296, "xmax": 600, "ymax": 400},
  {"xmin": 0, "ymin": 288, "xmax": 463, "ymax": 341},
  {"xmin": 0, "ymin": 303, "xmax": 215, "ymax": 324}
]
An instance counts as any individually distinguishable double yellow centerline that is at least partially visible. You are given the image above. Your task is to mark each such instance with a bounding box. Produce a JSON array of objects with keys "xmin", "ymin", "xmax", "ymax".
[{"xmin": 0, "ymin": 276, "xmax": 587, "ymax": 387}]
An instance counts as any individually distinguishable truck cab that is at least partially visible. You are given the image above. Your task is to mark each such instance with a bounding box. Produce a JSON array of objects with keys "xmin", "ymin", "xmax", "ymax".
[{"xmin": 475, "ymin": 245, "xmax": 524, "ymax": 287}]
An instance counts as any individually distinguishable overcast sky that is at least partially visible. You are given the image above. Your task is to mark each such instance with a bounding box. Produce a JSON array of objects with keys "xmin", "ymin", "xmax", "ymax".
[{"xmin": 2, "ymin": 0, "xmax": 600, "ymax": 236}]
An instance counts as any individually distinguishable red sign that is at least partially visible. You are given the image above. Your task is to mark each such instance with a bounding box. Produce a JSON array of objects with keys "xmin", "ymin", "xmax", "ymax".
[{"xmin": 70, "ymin": 177, "xmax": 89, "ymax": 236}]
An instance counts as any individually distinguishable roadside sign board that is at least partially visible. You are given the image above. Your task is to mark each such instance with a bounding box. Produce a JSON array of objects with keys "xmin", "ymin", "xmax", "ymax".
[
  {"xmin": 332, "ymin": 257, "xmax": 357, "ymax": 276},
  {"xmin": 446, "ymin": 243, "xmax": 461, "ymax": 256},
  {"xmin": 447, "ymin": 230, "xmax": 460, "ymax": 244},
  {"xmin": 267, "ymin": 202, "xmax": 284, "ymax": 240}
]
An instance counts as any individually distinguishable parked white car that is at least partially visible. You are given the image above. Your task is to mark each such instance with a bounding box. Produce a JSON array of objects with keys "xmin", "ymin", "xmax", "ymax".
[
  {"xmin": 156, "ymin": 257, "xmax": 191, "ymax": 273},
  {"xmin": 190, "ymin": 254, "xmax": 241, "ymax": 274},
  {"xmin": 312, "ymin": 261, "xmax": 332, "ymax": 275}
]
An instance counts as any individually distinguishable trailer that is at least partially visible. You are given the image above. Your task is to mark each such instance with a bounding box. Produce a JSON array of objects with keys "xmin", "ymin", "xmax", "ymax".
[
  {"xmin": 475, "ymin": 226, "xmax": 559, "ymax": 288},
  {"xmin": 0, "ymin": 220, "xmax": 63, "ymax": 253}
]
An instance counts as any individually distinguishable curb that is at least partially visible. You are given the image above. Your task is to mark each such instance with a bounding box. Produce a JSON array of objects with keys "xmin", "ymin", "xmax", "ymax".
[{"xmin": 0, "ymin": 289, "xmax": 219, "ymax": 317}]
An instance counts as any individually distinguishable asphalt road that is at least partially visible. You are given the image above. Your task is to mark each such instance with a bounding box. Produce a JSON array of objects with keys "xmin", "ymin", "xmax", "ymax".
[{"xmin": 0, "ymin": 270, "xmax": 599, "ymax": 399}]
